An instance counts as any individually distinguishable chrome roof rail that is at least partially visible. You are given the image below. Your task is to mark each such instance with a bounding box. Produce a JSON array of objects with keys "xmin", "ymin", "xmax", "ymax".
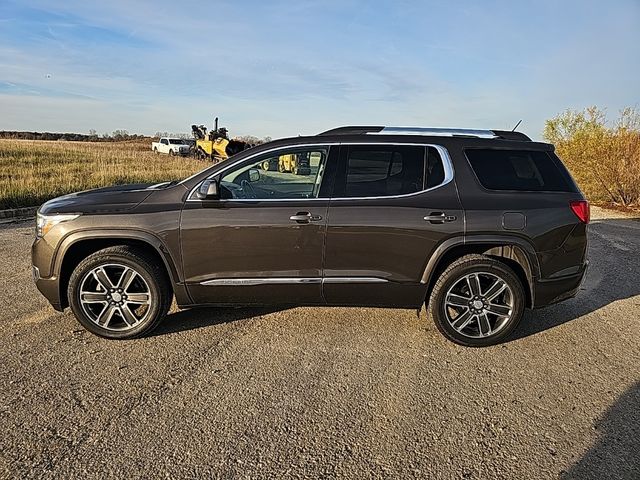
[{"xmin": 369, "ymin": 127, "xmax": 498, "ymax": 138}]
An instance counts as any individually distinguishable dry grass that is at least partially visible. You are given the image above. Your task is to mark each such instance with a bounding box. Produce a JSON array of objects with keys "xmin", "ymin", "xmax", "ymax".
[
  {"xmin": 0, "ymin": 139, "xmax": 206, "ymax": 209},
  {"xmin": 544, "ymin": 106, "xmax": 640, "ymax": 207}
]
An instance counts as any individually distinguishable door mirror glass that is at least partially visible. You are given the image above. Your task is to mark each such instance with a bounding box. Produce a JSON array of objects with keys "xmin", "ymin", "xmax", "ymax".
[
  {"xmin": 196, "ymin": 179, "xmax": 219, "ymax": 199},
  {"xmin": 248, "ymin": 168, "xmax": 260, "ymax": 183}
]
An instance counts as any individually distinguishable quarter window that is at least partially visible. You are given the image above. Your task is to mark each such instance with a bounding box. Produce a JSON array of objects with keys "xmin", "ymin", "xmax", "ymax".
[
  {"xmin": 465, "ymin": 149, "xmax": 577, "ymax": 192},
  {"xmin": 219, "ymin": 148, "xmax": 328, "ymax": 200}
]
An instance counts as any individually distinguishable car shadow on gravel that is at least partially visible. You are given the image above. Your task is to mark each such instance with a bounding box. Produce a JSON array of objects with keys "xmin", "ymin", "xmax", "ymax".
[
  {"xmin": 509, "ymin": 217, "xmax": 640, "ymax": 342},
  {"xmin": 561, "ymin": 381, "xmax": 640, "ymax": 479},
  {"xmin": 150, "ymin": 306, "xmax": 290, "ymax": 336}
]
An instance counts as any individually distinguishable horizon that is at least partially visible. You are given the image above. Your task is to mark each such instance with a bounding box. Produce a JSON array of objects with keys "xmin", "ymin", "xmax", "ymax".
[{"xmin": 1, "ymin": 0, "xmax": 638, "ymax": 141}]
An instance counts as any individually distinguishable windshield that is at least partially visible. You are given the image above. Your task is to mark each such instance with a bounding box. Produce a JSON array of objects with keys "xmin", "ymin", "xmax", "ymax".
[{"xmin": 169, "ymin": 139, "xmax": 185, "ymax": 144}]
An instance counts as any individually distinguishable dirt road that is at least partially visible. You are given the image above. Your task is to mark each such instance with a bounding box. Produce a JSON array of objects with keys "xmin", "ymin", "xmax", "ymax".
[{"xmin": 0, "ymin": 207, "xmax": 638, "ymax": 479}]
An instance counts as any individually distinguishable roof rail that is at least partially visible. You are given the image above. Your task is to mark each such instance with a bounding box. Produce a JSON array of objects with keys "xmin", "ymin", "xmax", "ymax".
[
  {"xmin": 372, "ymin": 127, "xmax": 498, "ymax": 138},
  {"xmin": 318, "ymin": 126, "xmax": 383, "ymax": 136},
  {"xmin": 318, "ymin": 126, "xmax": 531, "ymax": 141}
]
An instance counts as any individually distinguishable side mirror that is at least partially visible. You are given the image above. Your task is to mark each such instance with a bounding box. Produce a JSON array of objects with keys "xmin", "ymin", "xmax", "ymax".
[
  {"xmin": 196, "ymin": 179, "xmax": 219, "ymax": 200},
  {"xmin": 248, "ymin": 168, "xmax": 260, "ymax": 182}
]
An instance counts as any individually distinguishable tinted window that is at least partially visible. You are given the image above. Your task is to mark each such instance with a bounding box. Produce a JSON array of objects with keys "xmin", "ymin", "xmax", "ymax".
[
  {"xmin": 465, "ymin": 149, "xmax": 576, "ymax": 192},
  {"xmin": 343, "ymin": 146, "xmax": 424, "ymax": 197},
  {"xmin": 220, "ymin": 148, "xmax": 328, "ymax": 200},
  {"xmin": 425, "ymin": 147, "xmax": 446, "ymax": 188}
]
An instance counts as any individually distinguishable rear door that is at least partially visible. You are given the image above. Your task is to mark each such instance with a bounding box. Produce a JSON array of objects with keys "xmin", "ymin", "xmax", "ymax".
[
  {"xmin": 322, "ymin": 143, "xmax": 464, "ymax": 307},
  {"xmin": 181, "ymin": 145, "xmax": 337, "ymax": 305}
]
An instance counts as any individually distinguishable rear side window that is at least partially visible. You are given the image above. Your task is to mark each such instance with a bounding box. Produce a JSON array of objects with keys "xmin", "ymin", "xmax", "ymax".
[
  {"xmin": 425, "ymin": 147, "xmax": 446, "ymax": 188},
  {"xmin": 465, "ymin": 149, "xmax": 576, "ymax": 192},
  {"xmin": 341, "ymin": 145, "xmax": 449, "ymax": 197},
  {"xmin": 343, "ymin": 145, "xmax": 424, "ymax": 197}
]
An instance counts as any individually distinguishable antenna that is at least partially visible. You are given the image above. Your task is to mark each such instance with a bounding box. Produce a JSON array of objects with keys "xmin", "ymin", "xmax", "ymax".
[{"xmin": 512, "ymin": 119, "xmax": 522, "ymax": 132}]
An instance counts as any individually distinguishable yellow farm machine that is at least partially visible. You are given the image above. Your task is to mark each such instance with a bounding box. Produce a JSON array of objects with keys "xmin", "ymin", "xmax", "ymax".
[{"xmin": 191, "ymin": 117, "xmax": 252, "ymax": 162}]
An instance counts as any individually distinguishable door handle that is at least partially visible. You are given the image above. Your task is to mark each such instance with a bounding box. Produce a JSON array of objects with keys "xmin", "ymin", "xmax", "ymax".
[
  {"xmin": 424, "ymin": 212, "xmax": 457, "ymax": 224},
  {"xmin": 290, "ymin": 212, "xmax": 322, "ymax": 224}
]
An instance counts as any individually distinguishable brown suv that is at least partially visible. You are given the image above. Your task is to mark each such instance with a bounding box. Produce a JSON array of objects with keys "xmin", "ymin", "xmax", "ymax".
[{"xmin": 32, "ymin": 126, "xmax": 589, "ymax": 346}]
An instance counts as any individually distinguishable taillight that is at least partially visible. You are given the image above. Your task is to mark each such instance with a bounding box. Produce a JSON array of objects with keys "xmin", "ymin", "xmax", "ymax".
[{"xmin": 570, "ymin": 200, "xmax": 590, "ymax": 224}]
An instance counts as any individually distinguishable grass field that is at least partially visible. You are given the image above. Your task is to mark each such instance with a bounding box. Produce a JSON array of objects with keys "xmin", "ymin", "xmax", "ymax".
[{"xmin": 0, "ymin": 139, "xmax": 206, "ymax": 209}]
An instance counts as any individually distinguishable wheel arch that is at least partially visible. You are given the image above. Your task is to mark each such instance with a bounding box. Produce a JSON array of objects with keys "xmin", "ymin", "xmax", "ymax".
[
  {"xmin": 54, "ymin": 230, "xmax": 183, "ymax": 309},
  {"xmin": 422, "ymin": 235, "xmax": 539, "ymax": 308}
]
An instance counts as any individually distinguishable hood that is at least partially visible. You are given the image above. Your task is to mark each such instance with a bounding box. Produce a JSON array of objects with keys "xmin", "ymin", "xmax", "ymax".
[{"xmin": 39, "ymin": 183, "xmax": 160, "ymax": 215}]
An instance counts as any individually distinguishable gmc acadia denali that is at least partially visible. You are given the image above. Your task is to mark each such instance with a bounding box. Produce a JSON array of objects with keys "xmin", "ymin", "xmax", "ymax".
[{"xmin": 31, "ymin": 126, "xmax": 589, "ymax": 346}]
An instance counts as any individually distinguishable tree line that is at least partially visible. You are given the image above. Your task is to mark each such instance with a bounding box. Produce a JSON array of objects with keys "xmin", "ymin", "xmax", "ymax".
[
  {"xmin": 0, "ymin": 130, "xmax": 150, "ymax": 142},
  {"xmin": 0, "ymin": 130, "xmax": 273, "ymax": 144}
]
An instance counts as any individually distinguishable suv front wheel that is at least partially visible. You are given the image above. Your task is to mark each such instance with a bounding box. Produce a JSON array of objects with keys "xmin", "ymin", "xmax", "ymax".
[
  {"xmin": 428, "ymin": 254, "xmax": 525, "ymax": 347},
  {"xmin": 68, "ymin": 246, "xmax": 172, "ymax": 339}
]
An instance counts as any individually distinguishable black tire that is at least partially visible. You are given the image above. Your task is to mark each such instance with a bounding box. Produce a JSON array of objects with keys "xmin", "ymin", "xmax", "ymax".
[
  {"xmin": 278, "ymin": 162, "xmax": 286, "ymax": 173},
  {"xmin": 427, "ymin": 254, "xmax": 525, "ymax": 347},
  {"xmin": 68, "ymin": 246, "xmax": 172, "ymax": 339},
  {"xmin": 169, "ymin": 149, "xmax": 175, "ymax": 156},
  {"xmin": 154, "ymin": 148, "xmax": 158, "ymax": 155},
  {"xmin": 262, "ymin": 161, "xmax": 271, "ymax": 171}
]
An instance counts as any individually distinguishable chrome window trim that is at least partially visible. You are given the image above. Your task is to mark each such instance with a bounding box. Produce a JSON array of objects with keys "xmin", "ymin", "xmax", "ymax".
[
  {"xmin": 371, "ymin": 127, "xmax": 498, "ymax": 139},
  {"xmin": 186, "ymin": 142, "xmax": 455, "ymax": 202},
  {"xmin": 200, "ymin": 276, "xmax": 390, "ymax": 286}
]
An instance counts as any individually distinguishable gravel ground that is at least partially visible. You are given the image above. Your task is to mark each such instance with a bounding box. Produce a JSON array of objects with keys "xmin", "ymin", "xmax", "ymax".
[{"xmin": 0, "ymin": 207, "xmax": 638, "ymax": 479}]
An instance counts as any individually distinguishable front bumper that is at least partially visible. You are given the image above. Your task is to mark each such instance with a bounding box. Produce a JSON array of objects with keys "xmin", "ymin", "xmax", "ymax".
[
  {"xmin": 532, "ymin": 261, "xmax": 589, "ymax": 308},
  {"xmin": 32, "ymin": 236, "xmax": 64, "ymax": 311},
  {"xmin": 33, "ymin": 273, "xmax": 63, "ymax": 311}
]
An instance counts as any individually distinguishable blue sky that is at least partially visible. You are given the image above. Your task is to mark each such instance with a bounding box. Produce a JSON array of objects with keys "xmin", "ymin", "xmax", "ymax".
[{"xmin": 0, "ymin": 0, "xmax": 638, "ymax": 140}]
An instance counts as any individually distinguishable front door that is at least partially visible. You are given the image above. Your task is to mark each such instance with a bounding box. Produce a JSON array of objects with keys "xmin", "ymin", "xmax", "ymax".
[
  {"xmin": 322, "ymin": 143, "xmax": 464, "ymax": 307},
  {"xmin": 181, "ymin": 145, "xmax": 336, "ymax": 305}
]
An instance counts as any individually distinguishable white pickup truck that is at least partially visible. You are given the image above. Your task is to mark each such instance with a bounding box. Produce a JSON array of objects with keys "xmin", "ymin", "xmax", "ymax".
[{"xmin": 151, "ymin": 137, "xmax": 191, "ymax": 156}]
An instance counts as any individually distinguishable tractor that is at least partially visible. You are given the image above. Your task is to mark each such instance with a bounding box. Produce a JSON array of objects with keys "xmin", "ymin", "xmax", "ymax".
[{"xmin": 191, "ymin": 117, "xmax": 252, "ymax": 162}]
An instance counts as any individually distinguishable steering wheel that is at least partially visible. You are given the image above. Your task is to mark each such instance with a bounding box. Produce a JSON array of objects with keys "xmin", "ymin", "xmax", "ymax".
[{"xmin": 240, "ymin": 179, "xmax": 257, "ymax": 199}]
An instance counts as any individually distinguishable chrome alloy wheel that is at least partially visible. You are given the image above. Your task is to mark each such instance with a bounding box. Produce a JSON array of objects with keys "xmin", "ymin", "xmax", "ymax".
[
  {"xmin": 78, "ymin": 263, "xmax": 152, "ymax": 331},
  {"xmin": 444, "ymin": 272, "xmax": 514, "ymax": 339}
]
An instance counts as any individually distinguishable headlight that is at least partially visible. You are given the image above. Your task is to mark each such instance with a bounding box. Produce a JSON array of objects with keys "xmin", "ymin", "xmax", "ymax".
[{"xmin": 36, "ymin": 213, "xmax": 80, "ymax": 237}]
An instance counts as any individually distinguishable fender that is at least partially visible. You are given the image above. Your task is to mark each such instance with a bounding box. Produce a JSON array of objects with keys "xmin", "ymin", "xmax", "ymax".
[
  {"xmin": 51, "ymin": 228, "xmax": 193, "ymax": 308},
  {"xmin": 53, "ymin": 228, "xmax": 183, "ymax": 287},
  {"xmin": 420, "ymin": 233, "xmax": 540, "ymax": 292}
]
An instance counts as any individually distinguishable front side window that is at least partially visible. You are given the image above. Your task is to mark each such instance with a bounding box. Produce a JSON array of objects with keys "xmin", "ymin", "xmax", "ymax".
[
  {"xmin": 160, "ymin": 139, "xmax": 168, "ymax": 145},
  {"xmin": 169, "ymin": 139, "xmax": 184, "ymax": 144},
  {"xmin": 341, "ymin": 145, "xmax": 425, "ymax": 197},
  {"xmin": 219, "ymin": 148, "xmax": 328, "ymax": 200}
]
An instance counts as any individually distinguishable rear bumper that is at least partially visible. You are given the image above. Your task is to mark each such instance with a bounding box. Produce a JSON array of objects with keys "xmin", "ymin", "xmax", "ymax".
[{"xmin": 532, "ymin": 261, "xmax": 588, "ymax": 308}]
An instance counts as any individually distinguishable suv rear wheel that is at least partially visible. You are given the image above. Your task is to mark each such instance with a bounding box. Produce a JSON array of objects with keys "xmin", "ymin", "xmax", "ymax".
[
  {"xmin": 428, "ymin": 254, "xmax": 525, "ymax": 347},
  {"xmin": 68, "ymin": 246, "xmax": 172, "ymax": 339}
]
